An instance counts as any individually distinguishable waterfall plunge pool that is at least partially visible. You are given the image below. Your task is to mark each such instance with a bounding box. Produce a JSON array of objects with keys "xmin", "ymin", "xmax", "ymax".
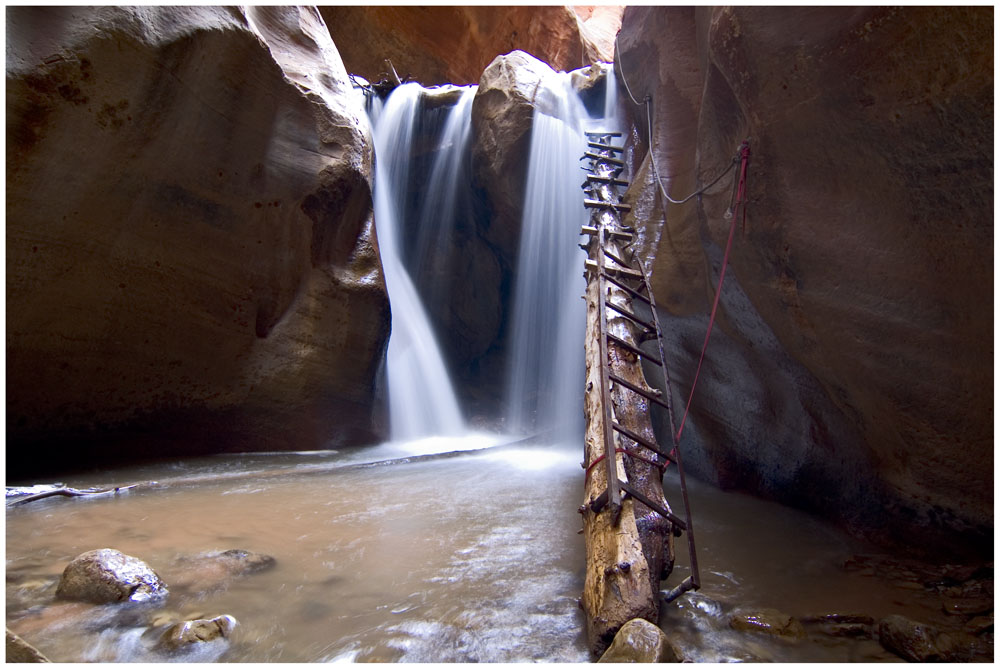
[{"xmin": 6, "ymin": 437, "xmax": 944, "ymax": 662}]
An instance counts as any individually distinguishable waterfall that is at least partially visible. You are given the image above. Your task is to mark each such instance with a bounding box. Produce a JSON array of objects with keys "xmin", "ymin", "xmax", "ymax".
[
  {"xmin": 504, "ymin": 72, "xmax": 590, "ymax": 440},
  {"xmin": 408, "ymin": 87, "xmax": 477, "ymax": 308},
  {"xmin": 370, "ymin": 83, "xmax": 465, "ymax": 440}
]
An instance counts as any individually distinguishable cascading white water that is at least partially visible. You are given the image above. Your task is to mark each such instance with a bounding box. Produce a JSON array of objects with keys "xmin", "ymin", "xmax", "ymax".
[
  {"xmin": 408, "ymin": 87, "xmax": 477, "ymax": 305},
  {"xmin": 504, "ymin": 72, "xmax": 590, "ymax": 439},
  {"xmin": 370, "ymin": 83, "xmax": 464, "ymax": 440}
]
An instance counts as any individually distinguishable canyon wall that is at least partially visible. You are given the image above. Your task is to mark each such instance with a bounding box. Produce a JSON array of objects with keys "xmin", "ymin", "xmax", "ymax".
[
  {"xmin": 7, "ymin": 6, "xmax": 389, "ymax": 473},
  {"xmin": 319, "ymin": 6, "xmax": 622, "ymax": 86},
  {"xmin": 617, "ymin": 6, "xmax": 992, "ymax": 557}
]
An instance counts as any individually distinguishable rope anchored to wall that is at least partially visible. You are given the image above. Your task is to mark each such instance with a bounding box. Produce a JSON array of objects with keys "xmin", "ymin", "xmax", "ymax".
[{"xmin": 613, "ymin": 35, "xmax": 752, "ymax": 445}]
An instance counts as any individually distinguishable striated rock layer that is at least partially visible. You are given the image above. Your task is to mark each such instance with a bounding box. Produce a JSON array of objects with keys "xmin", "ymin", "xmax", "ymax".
[
  {"xmin": 319, "ymin": 6, "xmax": 622, "ymax": 87},
  {"xmin": 617, "ymin": 7, "xmax": 992, "ymax": 557},
  {"xmin": 7, "ymin": 6, "xmax": 389, "ymax": 473}
]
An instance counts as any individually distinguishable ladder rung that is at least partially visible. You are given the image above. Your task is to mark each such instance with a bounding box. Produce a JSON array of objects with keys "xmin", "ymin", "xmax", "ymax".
[
  {"xmin": 601, "ymin": 271, "xmax": 651, "ymax": 305},
  {"xmin": 582, "ymin": 227, "xmax": 632, "ymax": 242},
  {"xmin": 581, "ymin": 152, "xmax": 625, "ymax": 166},
  {"xmin": 584, "ymin": 199, "xmax": 632, "ymax": 213},
  {"xmin": 603, "ymin": 248, "xmax": 634, "ymax": 270},
  {"xmin": 606, "ymin": 331, "xmax": 661, "ymax": 366},
  {"xmin": 585, "ymin": 131, "xmax": 622, "ymax": 138},
  {"xmin": 581, "ymin": 166, "xmax": 625, "ymax": 178},
  {"xmin": 662, "ymin": 576, "xmax": 697, "ymax": 603},
  {"xmin": 611, "ymin": 421, "xmax": 673, "ymax": 462},
  {"xmin": 586, "ymin": 174, "xmax": 629, "ymax": 187},
  {"xmin": 587, "ymin": 142, "xmax": 625, "ymax": 153},
  {"xmin": 606, "ymin": 300, "xmax": 655, "ymax": 332},
  {"xmin": 586, "ymin": 259, "xmax": 642, "ymax": 279},
  {"xmin": 608, "ymin": 372, "xmax": 670, "ymax": 410},
  {"xmin": 619, "ymin": 480, "xmax": 687, "ymax": 531}
]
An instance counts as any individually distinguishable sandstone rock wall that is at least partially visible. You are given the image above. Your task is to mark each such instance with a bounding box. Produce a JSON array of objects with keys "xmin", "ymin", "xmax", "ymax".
[
  {"xmin": 617, "ymin": 6, "xmax": 992, "ymax": 557},
  {"xmin": 319, "ymin": 6, "xmax": 622, "ymax": 86},
  {"xmin": 7, "ymin": 6, "xmax": 390, "ymax": 473}
]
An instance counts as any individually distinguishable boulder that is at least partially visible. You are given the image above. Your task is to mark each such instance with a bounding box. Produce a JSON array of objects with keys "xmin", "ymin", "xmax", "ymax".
[
  {"xmin": 470, "ymin": 50, "xmax": 559, "ymax": 267},
  {"xmin": 6, "ymin": 628, "xmax": 50, "ymax": 662},
  {"xmin": 729, "ymin": 608, "xmax": 806, "ymax": 639},
  {"xmin": 596, "ymin": 618, "xmax": 681, "ymax": 663},
  {"xmin": 318, "ymin": 7, "xmax": 620, "ymax": 86},
  {"xmin": 156, "ymin": 615, "xmax": 238, "ymax": 651},
  {"xmin": 878, "ymin": 614, "xmax": 992, "ymax": 662},
  {"xmin": 55, "ymin": 549, "xmax": 167, "ymax": 604},
  {"xmin": 617, "ymin": 6, "xmax": 993, "ymax": 559},
  {"xmin": 6, "ymin": 6, "xmax": 390, "ymax": 473}
]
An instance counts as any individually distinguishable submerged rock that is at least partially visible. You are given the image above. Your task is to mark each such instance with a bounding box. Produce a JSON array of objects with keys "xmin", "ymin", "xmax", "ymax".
[
  {"xmin": 802, "ymin": 613, "xmax": 875, "ymax": 639},
  {"xmin": 6, "ymin": 628, "xmax": 50, "ymax": 662},
  {"xmin": 596, "ymin": 618, "xmax": 681, "ymax": 663},
  {"xmin": 156, "ymin": 615, "xmax": 238, "ymax": 651},
  {"xmin": 56, "ymin": 549, "xmax": 167, "ymax": 604},
  {"xmin": 169, "ymin": 549, "xmax": 275, "ymax": 595},
  {"xmin": 729, "ymin": 608, "xmax": 805, "ymax": 639}
]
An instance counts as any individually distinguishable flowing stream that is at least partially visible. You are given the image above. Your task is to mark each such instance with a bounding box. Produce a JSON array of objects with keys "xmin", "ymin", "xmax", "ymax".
[{"xmin": 6, "ymin": 442, "xmax": 946, "ymax": 662}]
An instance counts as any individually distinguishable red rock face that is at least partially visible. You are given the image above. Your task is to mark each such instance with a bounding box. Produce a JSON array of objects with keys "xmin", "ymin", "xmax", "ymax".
[
  {"xmin": 319, "ymin": 6, "xmax": 622, "ymax": 85},
  {"xmin": 618, "ymin": 7, "xmax": 992, "ymax": 557},
  {"xmin": 6, "ymin": 7, "xmax": 390, "ymax": 473}
]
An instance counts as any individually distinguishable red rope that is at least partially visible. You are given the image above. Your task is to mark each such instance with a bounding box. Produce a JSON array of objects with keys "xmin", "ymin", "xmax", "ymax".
[
  {"xmin": 585, "ymin": 447, "xmax": 666, "ymax": 479},
  {"xmin": 675, "ymin": 141, "xmax": 750, "ymax": 443}
]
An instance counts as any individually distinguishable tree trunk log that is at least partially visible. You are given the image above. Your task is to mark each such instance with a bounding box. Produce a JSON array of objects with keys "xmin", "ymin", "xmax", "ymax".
[{"xmin": 581, "ymin": 166, "xmax": 674, "ymax": 656}]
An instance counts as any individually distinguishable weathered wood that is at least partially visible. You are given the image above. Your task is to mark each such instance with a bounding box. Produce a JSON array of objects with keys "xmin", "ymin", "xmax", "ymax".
[
  {"xmin": 607, "ymin": 332, "xmax": 661, "ymax": 365},
  {"xmin": 585, "ymin": 199, "xmax": 632, "ymax": 213},
  {"xmin": 585, "ymin": 174, "xmax": 630, "ymax": 187},
  {"xmin": 584, "ymin": 259, "xmax": 643, "ymax": 280},
  {"xmin": 611, "ymin": 421, "xmax": 673, "ymax": 462},
  {"xmin": 582, "ymin": 165, "xmax": 675, "ymax": 656},
  {"xmin": 585, "ymin": 131, "xmax": 622, "ymax": 138},
  {"xmin": 587, "ymin": 142, "xmax": 625, "ymax": 153},
  {"xmin": 581, "ymin": 152, "xmax": 625, "ymax": 166},
  {"xmin": 605, "ymin": 300, "xmax": 655, "ymax": 332},
  {"xmin": 602, "ymin": 272, "xmax": 651, "ymax": 305}
]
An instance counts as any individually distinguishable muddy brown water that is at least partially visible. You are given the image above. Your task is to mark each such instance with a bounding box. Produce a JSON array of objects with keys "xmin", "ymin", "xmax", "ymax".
[{"xmin": 6, "ymin": 435, "xmax": 952, "ymax": 662}]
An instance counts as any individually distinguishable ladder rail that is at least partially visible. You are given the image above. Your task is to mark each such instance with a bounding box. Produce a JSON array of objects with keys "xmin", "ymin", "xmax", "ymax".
[{"xmin": 580, "ymin": 131, "xmax": 701, "ymax": 604}]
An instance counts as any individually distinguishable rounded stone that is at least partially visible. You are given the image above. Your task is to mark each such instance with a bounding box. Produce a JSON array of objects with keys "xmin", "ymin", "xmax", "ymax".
[
  {"xmin": 55, "ymin": 549, "xmax": 168, "ymax": 604},
  {"xmin": 157, "ymin": 615, "xmax": 238, "ymax": 651},
  {"xmin": 597, "ymin": 618, "xmax": 681, "ymax": 663}
]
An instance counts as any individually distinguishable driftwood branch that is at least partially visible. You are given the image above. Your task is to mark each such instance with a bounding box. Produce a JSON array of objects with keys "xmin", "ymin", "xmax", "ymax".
[{"xmin": 6, "ymin": 484, "xmax": 143, "ymax": 507}]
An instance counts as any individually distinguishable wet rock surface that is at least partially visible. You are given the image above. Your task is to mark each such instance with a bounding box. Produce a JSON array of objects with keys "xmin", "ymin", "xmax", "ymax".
[
  {"xmin": 618, "ymin": 5, "xmax": 993, "ymax": 559},
  {"xmin": 56, "ymin": 549, "xmax": 167, "ymax": 604},
  {"xmin": 471, "ymin": 50, "xmax": 558, "ymax": 269},
  {"xmin": 597, "ymin": 618, "xmax": 681, "ymax": 662},
  {"xmin": 155, "ymin": 614, "xmax": 238, "ymax": 651},
  {"xmin": 6, "ymin": 6, "xmax": 389, "ymax": 472},
  {"xmin": 877, "ymin": 614, "xmax": 993, "ymax": 662},
  {"xmin": 729, "ymin": 608, "xmax": 806, "ymax": 639},
  {"xmin": 6, "ymin": 628, "xmax": 51, "ymax": 662}
]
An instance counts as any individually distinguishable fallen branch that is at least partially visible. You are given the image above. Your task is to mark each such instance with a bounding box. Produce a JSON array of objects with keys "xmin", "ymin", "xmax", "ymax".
[{"xmin": 6, "ymin": 483, "xmax": 145, "ymax": 507}]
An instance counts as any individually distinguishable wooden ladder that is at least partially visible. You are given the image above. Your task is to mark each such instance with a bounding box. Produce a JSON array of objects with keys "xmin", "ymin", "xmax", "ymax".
[{"xmin": 580, "ymin": 130, "xmax": 700, "ymax": 604}]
